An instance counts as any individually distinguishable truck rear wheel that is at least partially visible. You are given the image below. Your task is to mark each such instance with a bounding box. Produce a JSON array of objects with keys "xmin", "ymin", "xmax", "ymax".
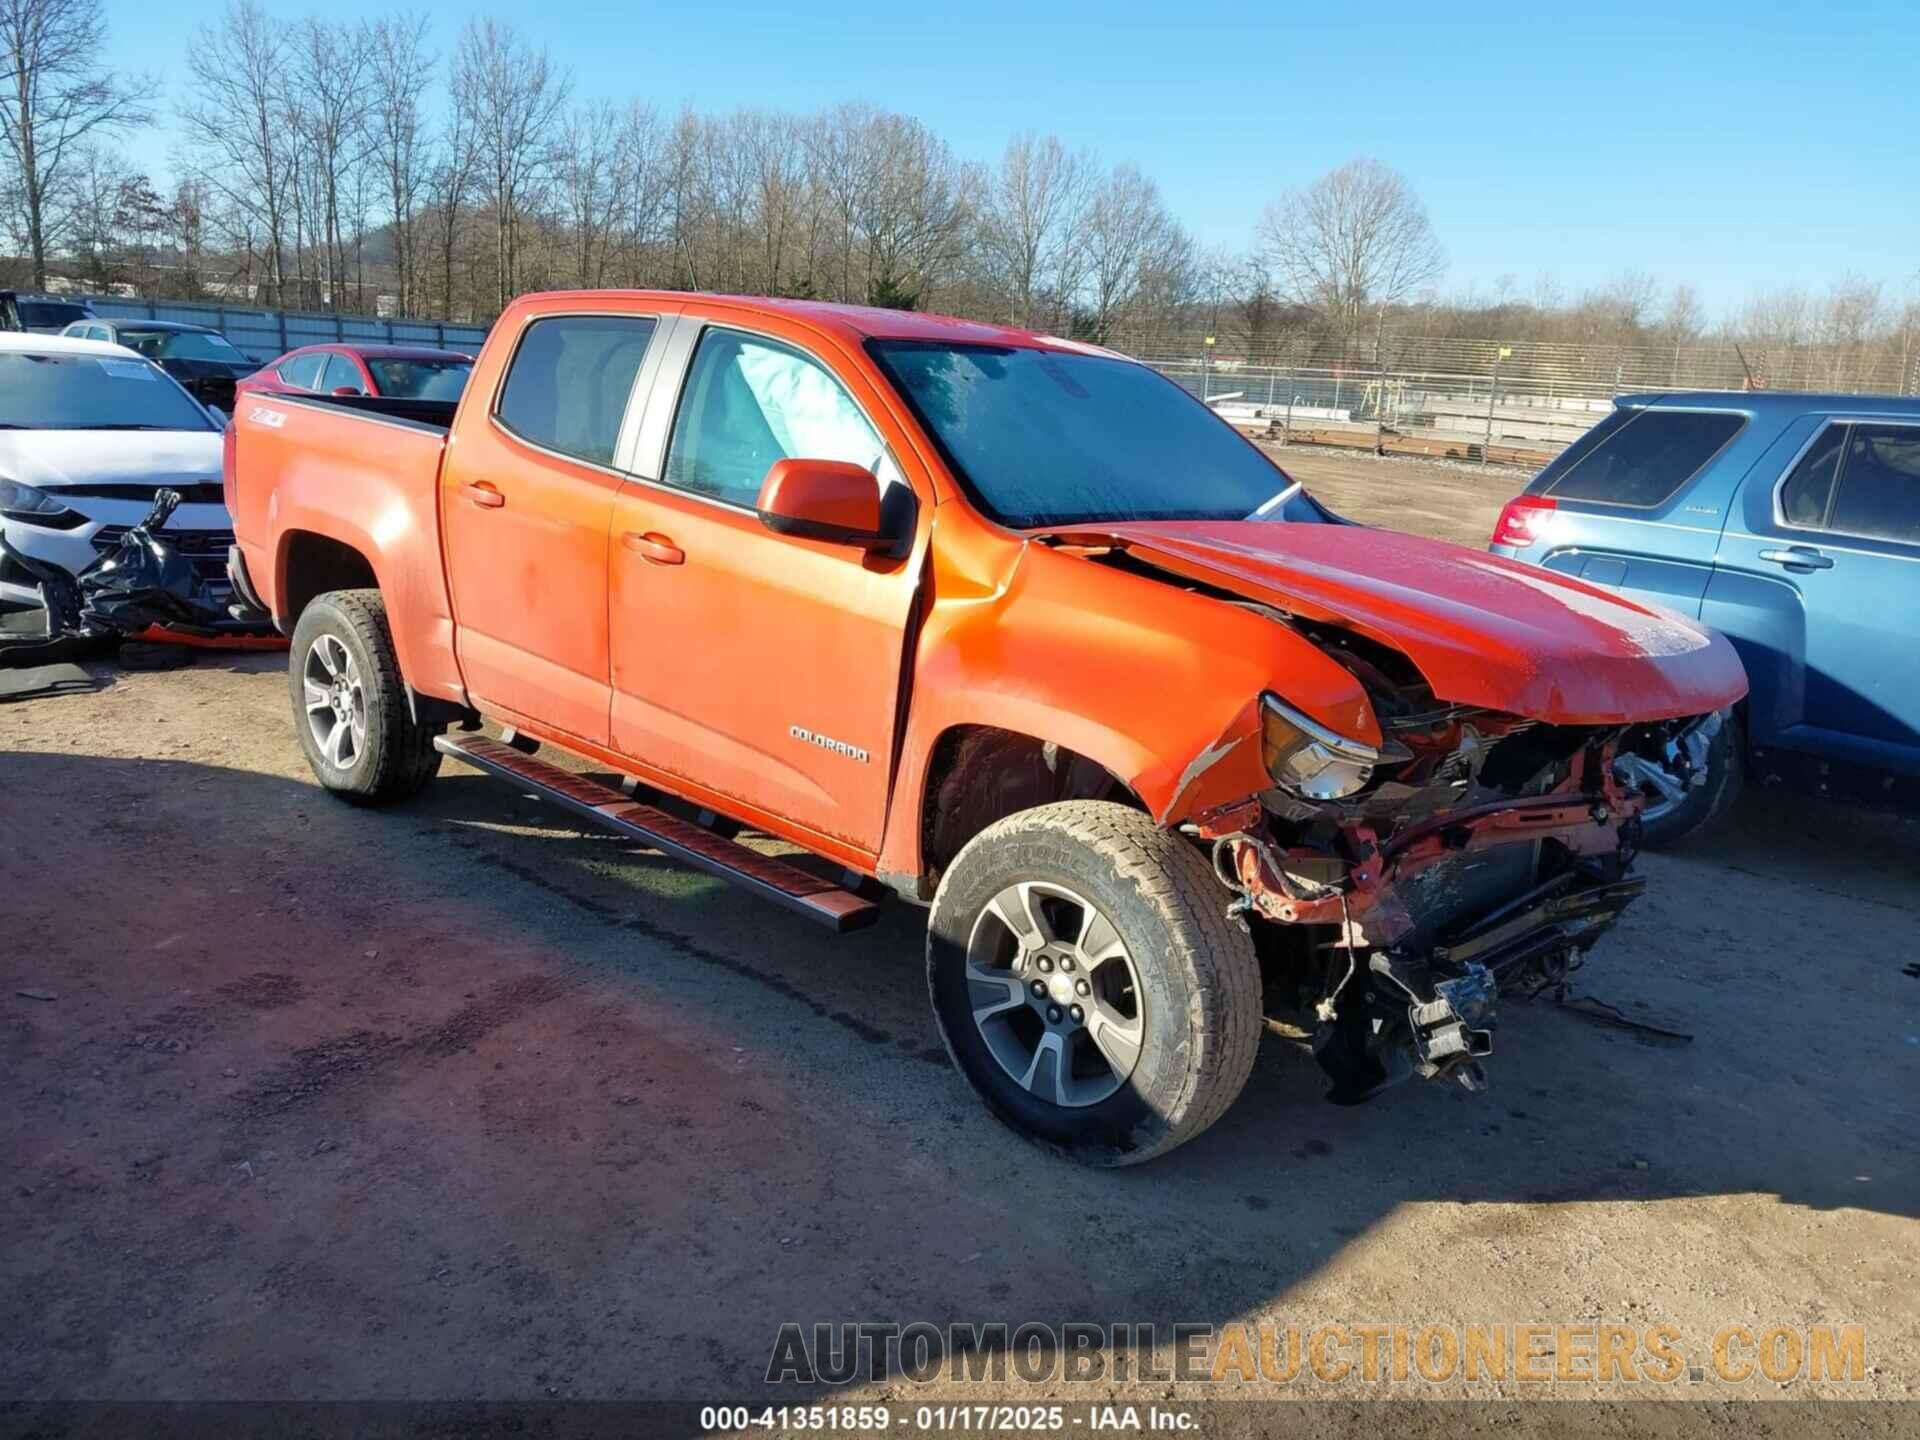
[
  {"xmin": 926, "ymin": 800, "xmax": 1262, "ymax": 1166},
  {"xmin": 288, "ymin": 589, "xmax": 442, "ymax": 805}
]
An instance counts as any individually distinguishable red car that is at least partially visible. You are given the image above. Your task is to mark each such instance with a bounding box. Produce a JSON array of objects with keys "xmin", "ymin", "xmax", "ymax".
[{"xmin": 239, "ymin": 343, "xmax": 474, "ymax": 403}]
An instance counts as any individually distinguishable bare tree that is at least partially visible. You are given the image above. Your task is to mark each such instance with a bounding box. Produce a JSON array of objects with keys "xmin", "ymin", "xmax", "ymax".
[
  {"xmin": 452, "ymin": 18, "xmax": 568, "ymax": 307},
  {"xmin": 178, "ymin": 1, "xmax": 293, "ymax": 302},
  {"xmin": 848, "ymin": 112, "xmax": 964, "ymax": 308},
  {"xmin": 977, "ymin": 132, "xmax": 1092, "ymax": 328},
  {"xmin": 289, "ymin": 17, "xmax": 372, "ymax": 309},
  {"xmin": 1257, "ymin": 157, "xmax": 1444, "ymax": 336},
  {"xmin": 1084, "ymin": 163, "xmax": 1179, "ymax": 343},
  {"xmin": 422, "ymin": 79, "xmax": 479, "ymax": 318},
  {"xmin": 0, "ymin": 0, "xmax": 150, "ymax": 286},
  {"xmin": 367, "ymin": 13, "xmax": 434, "ymax": 315},
  {"xmin": 557, "ymin": 99, "xmax": 617, "ymax": 287}
]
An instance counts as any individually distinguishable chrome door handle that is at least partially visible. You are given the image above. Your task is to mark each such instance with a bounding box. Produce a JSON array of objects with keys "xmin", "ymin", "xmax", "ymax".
[{"xmin": 1758, "ymin": 546, "xmax": 1833, "ymax": 570}]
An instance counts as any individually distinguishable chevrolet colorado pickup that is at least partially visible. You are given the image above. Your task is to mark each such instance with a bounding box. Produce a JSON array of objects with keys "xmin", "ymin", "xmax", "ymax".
[{"xmin": 226, "ymin": 292, "xmax": 1748, "ymax": 1165}]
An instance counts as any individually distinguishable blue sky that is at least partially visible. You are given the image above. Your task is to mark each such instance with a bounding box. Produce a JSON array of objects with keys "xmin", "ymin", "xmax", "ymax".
[{"xmin": 103, "ymin": 0, "xmax": 1919, "ymax": 317}]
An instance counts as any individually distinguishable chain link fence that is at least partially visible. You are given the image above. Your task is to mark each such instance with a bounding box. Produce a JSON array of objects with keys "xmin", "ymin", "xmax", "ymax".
[{"xmin": 1139, "ymin": 329, "xmax": 1920, "ymax": 465}]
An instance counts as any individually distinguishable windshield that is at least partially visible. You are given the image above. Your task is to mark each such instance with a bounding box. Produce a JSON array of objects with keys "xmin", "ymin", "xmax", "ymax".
[
  {"xmin": 367, "ymin": 357, "xmax": 472, "ymax": 400},
  {"xmin": 0, "ymin": 352, "xmax": 217, "ymax": 430},
  {"xmin": 118, "ymin": 329, "xmax": 249, "ymax": 363},
  {"xmin": 19, "ymin": 301, "xmax": 90, "ymax": 329},
  {"xmin": 869, "ymin": 341, "xmax": 1317, "ymax": 528}
]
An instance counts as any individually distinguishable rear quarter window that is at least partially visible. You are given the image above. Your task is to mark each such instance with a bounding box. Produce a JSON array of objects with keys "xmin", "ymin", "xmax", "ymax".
[{"xmin": 1540, "ymin": 408, "xmax": 1746, "ymax": 508}]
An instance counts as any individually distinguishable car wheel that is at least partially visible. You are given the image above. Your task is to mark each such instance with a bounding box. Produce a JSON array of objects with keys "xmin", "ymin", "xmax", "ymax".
[
  {"xmin": 288, "ymin": 589, "xmax": 442, "ymax": 805},
  {"xmin": 1617, "ymin": 708, "xmax": 1743, "ymax": 849},
  {"xmin": 926, "ymin": 800, "xmax": 1262, "ymax": 1167}
]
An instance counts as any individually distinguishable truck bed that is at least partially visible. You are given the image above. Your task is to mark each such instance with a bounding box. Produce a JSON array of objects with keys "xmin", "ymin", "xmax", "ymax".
[{"xmin": 228, "ymin": 386, "xmax": 466, "ymax": 703}]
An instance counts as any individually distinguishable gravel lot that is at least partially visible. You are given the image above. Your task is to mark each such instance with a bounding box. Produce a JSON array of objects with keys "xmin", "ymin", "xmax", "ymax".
[{"xmin": 2, "ymin": 452, "xmax": 1915, "ymax": 1413}]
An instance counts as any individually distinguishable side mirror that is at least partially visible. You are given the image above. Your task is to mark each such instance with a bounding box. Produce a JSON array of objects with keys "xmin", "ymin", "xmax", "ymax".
[
  {"xmin": 205, "ymin": 405, "xmax": 228, "ymax": 428},
  {"xmin": 756, "ymin": 459, "xmax": 891, "ymax": 550},
  {"xmin": 331, "ymin": 385, "xmax": 363, "ymax": 397}
]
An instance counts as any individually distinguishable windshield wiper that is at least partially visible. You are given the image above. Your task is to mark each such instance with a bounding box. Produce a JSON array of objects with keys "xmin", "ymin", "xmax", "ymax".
[
  {"xmin": 1247, "ymin": 480, "xmax": 1303, "ymax": 518},
  {"xmin": 81, "ymin": 423, "xmax": 175, "ymax": 430}
]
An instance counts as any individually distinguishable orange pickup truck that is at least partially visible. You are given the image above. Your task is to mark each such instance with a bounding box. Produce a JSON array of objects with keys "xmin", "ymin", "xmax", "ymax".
[{"xmin": 226, "ymin": 291, "xmax": 1747, "ymax": 1164}]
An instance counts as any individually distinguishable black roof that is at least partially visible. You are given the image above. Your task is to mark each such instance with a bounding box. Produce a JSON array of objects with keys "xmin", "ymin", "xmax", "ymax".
[{"xmin": 104, "ymin": 319, "xmax": 219, "ymax": 334}]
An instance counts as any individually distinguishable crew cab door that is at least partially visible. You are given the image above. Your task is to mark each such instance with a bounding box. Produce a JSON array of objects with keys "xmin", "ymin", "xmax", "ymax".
[
  {"xmin": 606, "ymin": 316, "xmax": 928, "ymax": 856},
  {"xmin": 440, "ymin": 309, "xmax": 669, "ymax": 744},
  {"xmin": 1706, "ymin": 415, "xmax": 1920, "ymax": 772}
]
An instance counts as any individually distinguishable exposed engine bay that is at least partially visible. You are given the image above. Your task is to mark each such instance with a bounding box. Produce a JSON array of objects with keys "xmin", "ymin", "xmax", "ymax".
[{"xmin": 1055, "ymin": 538, "xmax": 1724, "ymax": 1106}]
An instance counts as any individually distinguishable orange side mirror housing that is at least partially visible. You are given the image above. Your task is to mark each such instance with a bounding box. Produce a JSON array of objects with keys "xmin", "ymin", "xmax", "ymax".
[{"xmin": 756, "ymin": 459, "xmax": 890, "ymax": 549}]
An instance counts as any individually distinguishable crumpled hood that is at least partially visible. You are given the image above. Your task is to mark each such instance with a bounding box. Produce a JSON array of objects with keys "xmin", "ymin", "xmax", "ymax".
[
  {"xmin": 0, "ymin": 430, "xmax": 222, "ymax": 492},
  {"xmin": 1042, "ymin": 520, "xmax": 1749, "ymax": 724}
]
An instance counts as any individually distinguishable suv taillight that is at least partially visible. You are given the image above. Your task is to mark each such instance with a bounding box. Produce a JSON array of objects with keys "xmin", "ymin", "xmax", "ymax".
[{"xmin": 1491, "ymin": 494, "xmax": 1556, "ymax": 548}]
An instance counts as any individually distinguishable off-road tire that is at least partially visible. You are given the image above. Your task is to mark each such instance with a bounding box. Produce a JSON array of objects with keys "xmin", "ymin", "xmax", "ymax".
[
  {"xmin": 1638, "ymin": 708, "xmax": 1744, "ymax": 850},
  {"xmin": 288, "ymin": 589, "xmax": 442, "ymax": 805},
  {"xmin": 927, "ymin": 800, "xmax": 1262, "ymax": 1166}
]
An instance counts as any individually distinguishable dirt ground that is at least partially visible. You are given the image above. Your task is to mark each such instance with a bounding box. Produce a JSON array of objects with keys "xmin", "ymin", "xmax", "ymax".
[{"xmin": 2, "ymin": 451, "xmax": 1916, "ymax": 1416}]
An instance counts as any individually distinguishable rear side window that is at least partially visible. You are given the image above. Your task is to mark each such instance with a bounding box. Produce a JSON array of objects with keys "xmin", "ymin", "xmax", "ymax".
[
  {"xmin": 1542, "ymin": 408, "xmax": 1745, "ymax": 507},
  {"xmin": 496, "ymin": 315, "xmax": 657, "ymax": 467},
  {"xmin": 1779, "ymin": 424, "xmax": 1846, "ymax": 527},
  {"xmin": 279, "ymin": 353, "xmax": 326, "ymax": 389},
  {"xmin": 1829, "ymin": 424, "xmax": 1920, "ymax": 545}
]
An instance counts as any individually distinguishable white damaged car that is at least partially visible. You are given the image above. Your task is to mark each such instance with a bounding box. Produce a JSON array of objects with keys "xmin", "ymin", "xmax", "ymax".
[{"xmin": 0, "ymin": 333, "xmax": 233, "ymax": 616}]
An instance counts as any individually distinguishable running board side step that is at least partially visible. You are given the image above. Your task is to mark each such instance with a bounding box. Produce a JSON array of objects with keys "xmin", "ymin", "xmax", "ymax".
[{"xmin": 433, "ymin": 734, "xmax": 882, "ymax": 933}]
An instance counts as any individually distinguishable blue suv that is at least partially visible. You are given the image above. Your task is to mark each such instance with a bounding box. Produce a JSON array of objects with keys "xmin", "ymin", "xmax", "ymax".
[{"xmin": 1491, "ymin": 391, "xmax": 1920, "ymax": 843}]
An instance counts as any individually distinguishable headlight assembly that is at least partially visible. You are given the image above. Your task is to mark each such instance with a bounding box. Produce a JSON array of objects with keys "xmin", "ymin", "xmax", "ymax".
[
  {"xmin": 1261, "ymin": 693, "xmax": 1404, "ymax": 801},
  {"xmin": 0, "ymin": 478, "xmax": 86, "ymax": 529}
]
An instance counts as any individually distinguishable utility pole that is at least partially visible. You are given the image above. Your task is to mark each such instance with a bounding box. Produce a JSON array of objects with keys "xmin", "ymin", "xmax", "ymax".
[{"xmin": 1483, "ymin": 345, "xmax": 1511, "ymax": 464}]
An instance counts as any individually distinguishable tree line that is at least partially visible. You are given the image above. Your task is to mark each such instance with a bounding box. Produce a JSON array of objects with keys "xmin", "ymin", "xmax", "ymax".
[{"xmin": 4, "ymin": 0, "xmax": 1915, "ymax": 377}]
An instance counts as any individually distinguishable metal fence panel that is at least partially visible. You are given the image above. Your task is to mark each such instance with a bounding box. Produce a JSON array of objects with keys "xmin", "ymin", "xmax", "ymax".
[{"xmin": 77, "ymin": 295, "xmax": 490, "ymax": 362}]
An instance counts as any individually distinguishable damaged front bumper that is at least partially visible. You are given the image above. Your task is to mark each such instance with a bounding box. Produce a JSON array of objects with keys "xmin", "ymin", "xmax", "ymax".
[{"xmin": 1204, "ymin": 751, "xmax": 1648, "ymax": 1103}]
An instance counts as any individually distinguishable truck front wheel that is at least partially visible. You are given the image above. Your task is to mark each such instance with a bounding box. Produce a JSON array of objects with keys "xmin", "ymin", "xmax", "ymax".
[
  {"xmin": 927, "ymin": 801, "xmax": 1262, "ymax": 1166},
  {"xmin": 288, "ymin": 589, "xmax": 442, "ymax": 805}
]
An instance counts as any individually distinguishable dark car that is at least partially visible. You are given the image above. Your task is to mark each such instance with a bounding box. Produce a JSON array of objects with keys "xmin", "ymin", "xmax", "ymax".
[
  {"xmin": 239, "ymin": 343, "xmax": 474, "ymax": 403},
  {"xmin": 62, "ymin": 318, "xmax": 258, "ymax": 413},
  {"xmin": 1490, "ymin": 390, "xmax": 1920, "ymax": 842},
  {"xmin": 3, "ymin": 291, "xmax": 97, "ymax": 334}
]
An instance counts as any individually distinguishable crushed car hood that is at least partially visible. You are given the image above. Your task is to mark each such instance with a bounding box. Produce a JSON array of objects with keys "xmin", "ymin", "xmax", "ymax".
[
  {"xmin": 1041, "ymin": 520, "xmax": 1749, "ymax": 724},
  {"xmin": 0, "ymin": 430, "xmax": 222, "ymax": 492}
]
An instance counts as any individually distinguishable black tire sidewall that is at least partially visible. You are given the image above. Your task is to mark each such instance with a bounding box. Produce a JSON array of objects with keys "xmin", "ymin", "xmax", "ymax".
[
  {"xmin": 928, "ymin": 823, "xmax": 1200, "ymax": 1164},
  {"xmin": 288, "ymin": 596, "xmax": 395, "ymax": 797}
]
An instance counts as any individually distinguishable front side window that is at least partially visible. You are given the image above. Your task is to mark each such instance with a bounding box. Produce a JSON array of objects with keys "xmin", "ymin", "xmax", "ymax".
[
  {"xmin": 1541, "ymin": 408, "xmax": 1746, "ymax": 508},
  {"xmin": 664, "ymin": 329, "xmax": 885, "ymax": 508},
  {"xmin": 0, "ymin": 352, "xmax": 215, "ymax": 431},
  {"xmin": 1779, "ymin": 424, "xmax": 1846, "ymax": 529},
  {"xmin": 496, "ymin": 315, "xmax": 657, "ymax": 467},
  {"xmin": 869, "ymin": 341, "xmax": 1313, "ymax": 528},
  {"xmin": 1829, "ymin": 424, "xmax": 1920, "ymax": 545},
  {"xmin": 321, "ymin": 353, "xmax": 364, "ymax": 393}
]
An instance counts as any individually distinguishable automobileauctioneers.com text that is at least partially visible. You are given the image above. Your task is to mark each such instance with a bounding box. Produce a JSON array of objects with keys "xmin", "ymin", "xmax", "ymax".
[{"xmin": 766, "ymin": 1321, "xmax": 1868, "ymax": 1387}]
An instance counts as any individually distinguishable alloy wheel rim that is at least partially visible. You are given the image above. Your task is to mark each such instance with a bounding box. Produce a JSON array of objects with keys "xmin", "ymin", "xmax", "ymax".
[
  {"xmin": 1616, "ymin": 725, "xmax": 1711, "ymax": 824},
  {"xmin": 303, "ymin": 634, "xmax": 367, "ymax": 771},
  {"xmin": 964, "ymin": 880, "xmax": 1145, "ymax": 1108}
]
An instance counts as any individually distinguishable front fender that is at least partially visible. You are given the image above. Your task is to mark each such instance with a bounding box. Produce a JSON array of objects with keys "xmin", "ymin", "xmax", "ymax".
[{"xmin": 879, "ymin": 534, "xmax": 1375, "ymax": 883}]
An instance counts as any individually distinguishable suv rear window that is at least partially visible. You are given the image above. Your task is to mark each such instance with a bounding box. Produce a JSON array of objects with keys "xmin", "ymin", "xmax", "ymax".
[{"xmin": 1539, "ymin": 408, "xmax": 1745, "ymax": 508}]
